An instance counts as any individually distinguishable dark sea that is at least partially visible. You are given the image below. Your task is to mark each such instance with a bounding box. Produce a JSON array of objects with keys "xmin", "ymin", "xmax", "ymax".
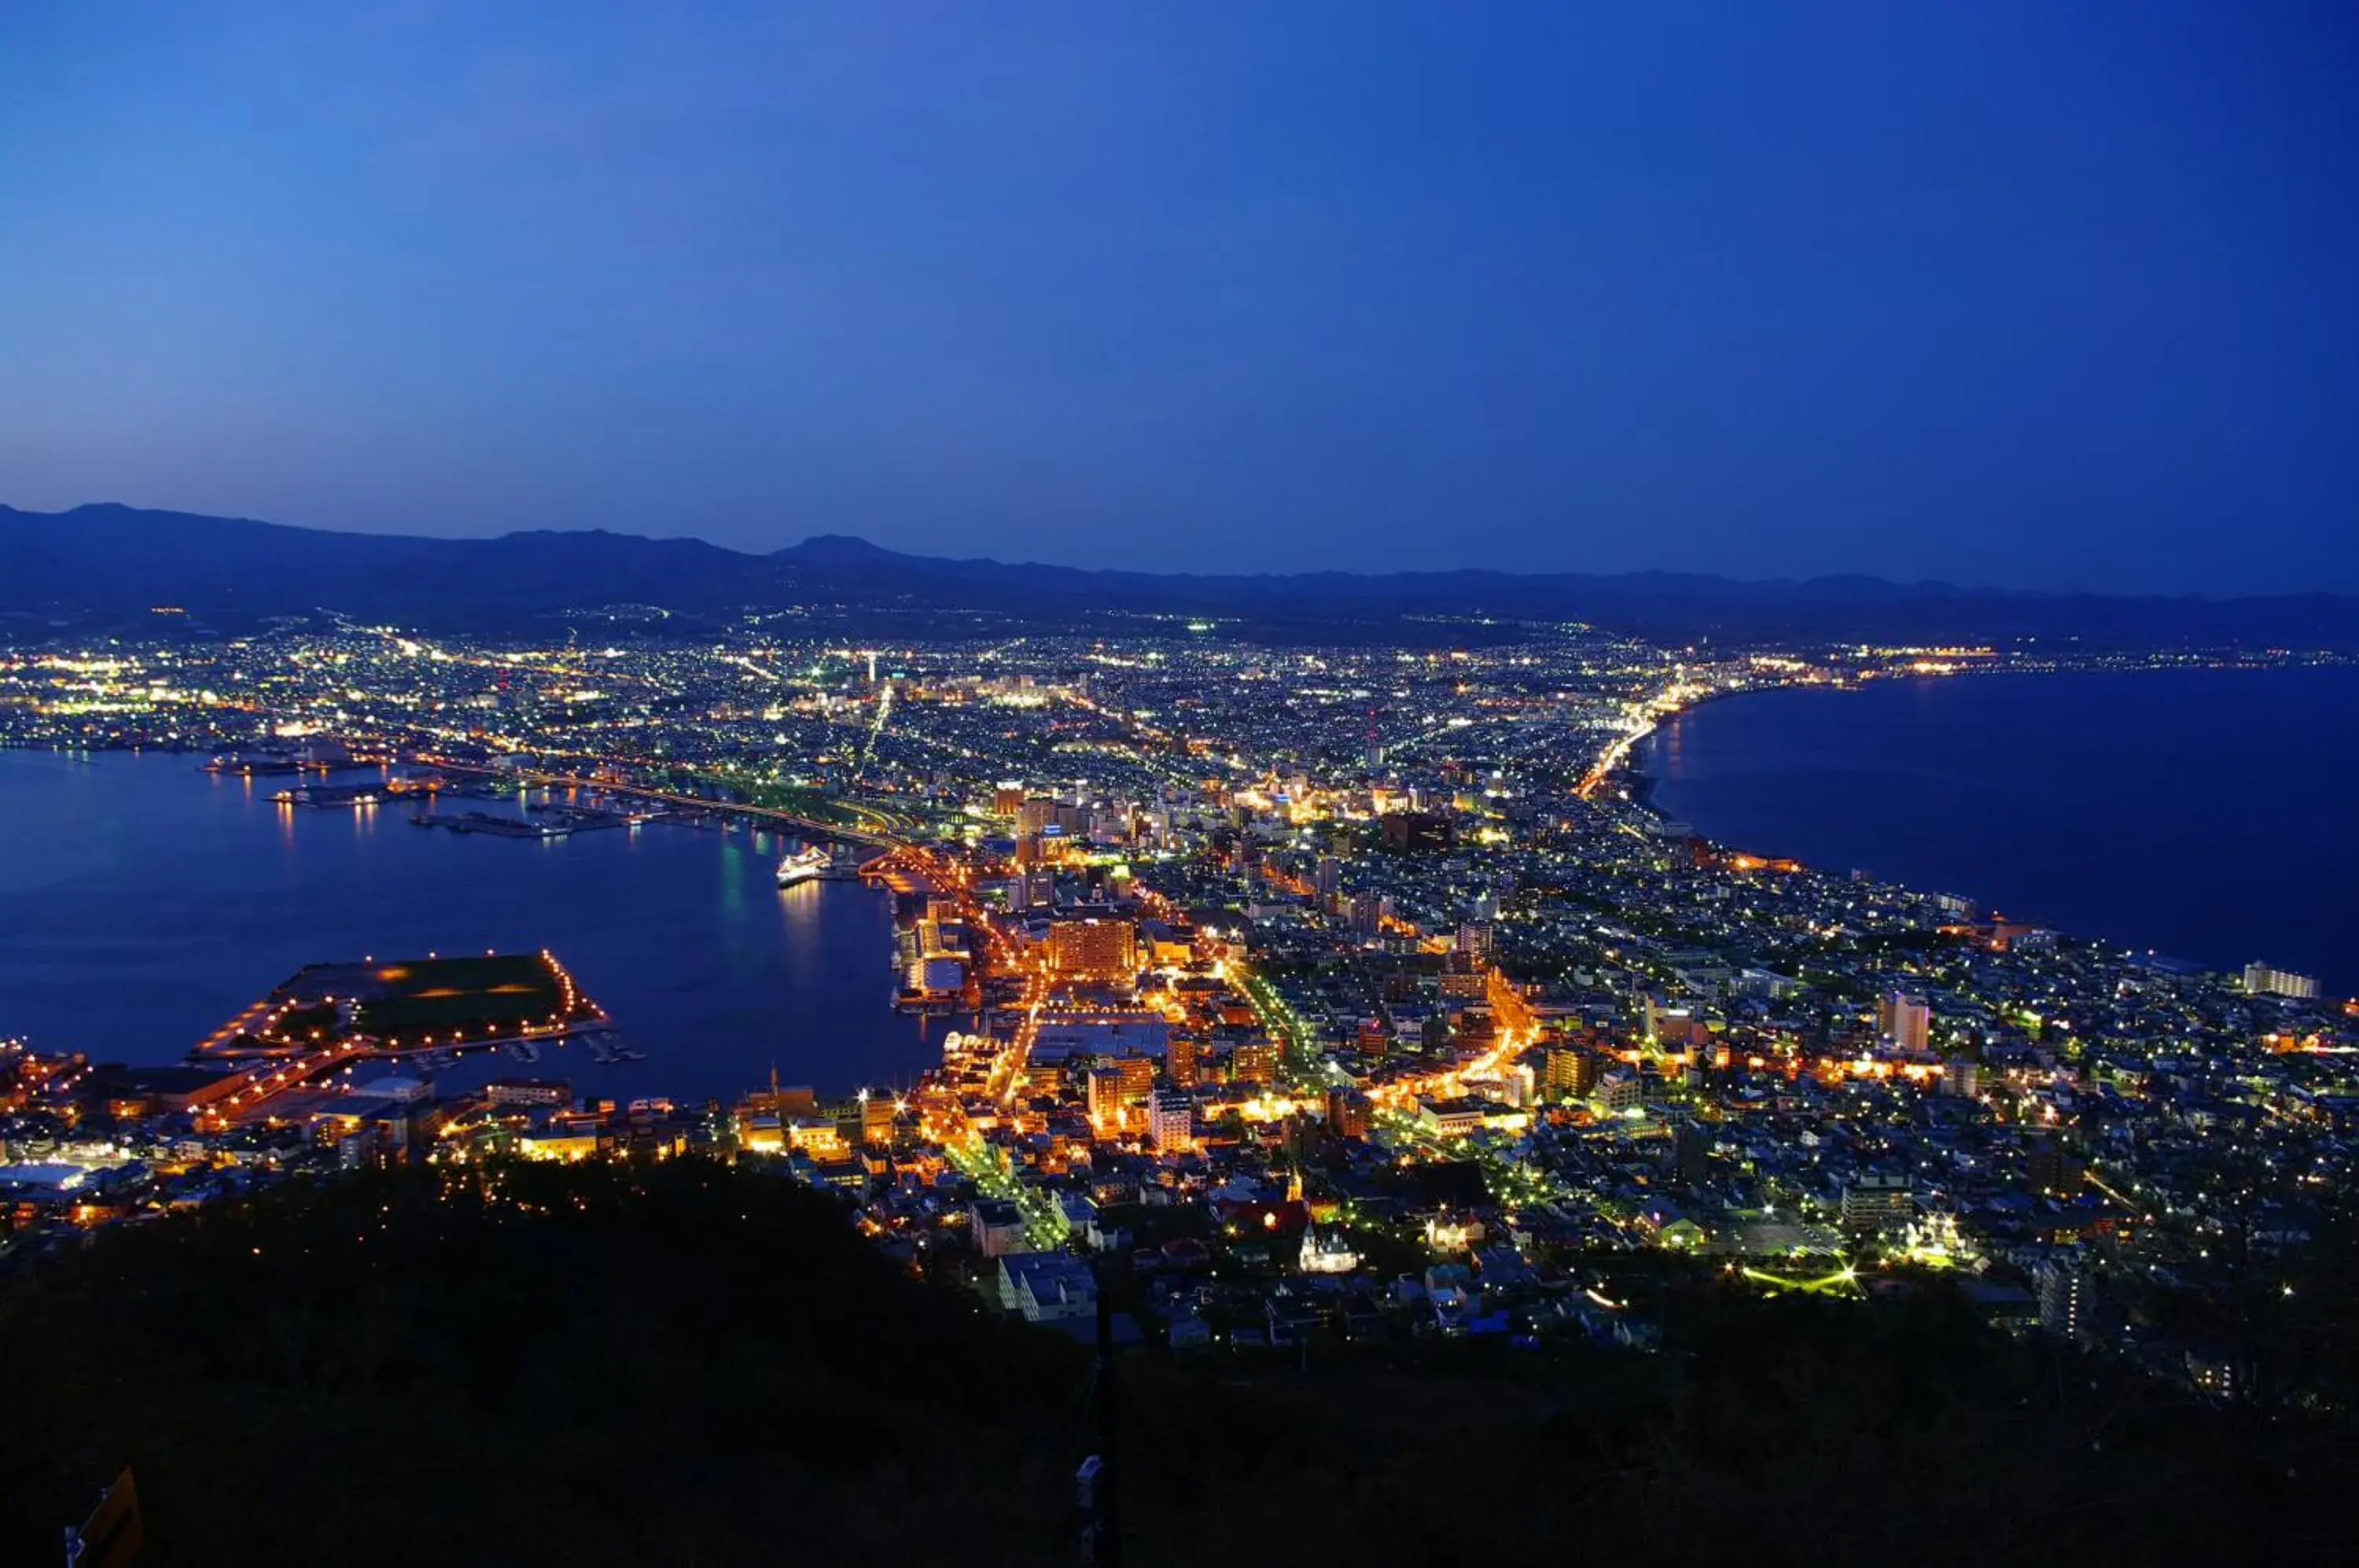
[
  {"xmin": 0, "ymin": 751, "xmax": 955, "ymax": 1102},
  {"xmin": 1640, "ymin": 664, "xmax": 2359, "ymax": 997}
]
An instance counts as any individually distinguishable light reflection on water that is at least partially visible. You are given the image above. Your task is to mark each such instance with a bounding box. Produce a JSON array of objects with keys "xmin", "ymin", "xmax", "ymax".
[
  {"xmin": 1636, "ymin": 666, "xmax": 2359, "ymax": 992},
  {"xmin": 0, "ymin": 749, "xmax": 959, "ymax": 1101}
]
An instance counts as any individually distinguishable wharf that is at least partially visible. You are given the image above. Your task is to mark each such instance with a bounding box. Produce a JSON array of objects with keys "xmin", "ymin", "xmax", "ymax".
[{"xmin": 410, "ymin": 811, "xmax": 571, "ymax": 839}]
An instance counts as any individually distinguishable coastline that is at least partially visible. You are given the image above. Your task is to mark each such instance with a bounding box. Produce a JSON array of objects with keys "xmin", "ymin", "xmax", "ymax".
[
  {"xmin": 1614, "ymin": 664, "xmax": 2359, "ymax": 994},
  {"xmin": 0, "ymin": 749, "xmax": 945, "ymax": 1099},
  {"xmin": 1613, "ymin": 650, "xmax": 2358, "ymax": 821},
  {"xmin": 1606, "ymin": 676, "xmax": 1776, "ymax": 817}
]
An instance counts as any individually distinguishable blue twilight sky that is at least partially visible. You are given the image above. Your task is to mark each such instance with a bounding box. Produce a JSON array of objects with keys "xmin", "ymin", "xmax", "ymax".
[{"xmin": 3, "ymin": 2, "xmax": 2355, "ymax": 593}]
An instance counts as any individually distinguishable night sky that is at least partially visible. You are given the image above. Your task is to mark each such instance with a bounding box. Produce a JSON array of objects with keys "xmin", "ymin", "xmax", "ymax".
[{"xmin": 5, "ymin": 2, "xmax": 2354, "ymax": 592}]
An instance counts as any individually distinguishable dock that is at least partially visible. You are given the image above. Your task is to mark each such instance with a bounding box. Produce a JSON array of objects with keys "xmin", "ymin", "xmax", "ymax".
[{"xmin": 410, "ymin": 810, "xmax": 571, "ymax": 839}]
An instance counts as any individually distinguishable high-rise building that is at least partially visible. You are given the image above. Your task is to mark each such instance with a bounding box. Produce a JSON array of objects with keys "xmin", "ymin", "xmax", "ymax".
[
  {"xmin": 2037, "ymin": 1255, "xmax": 2092, "ymax": 1342},
  {"xmin": 1086, "ymin": 1058, "xmax": 1150, "ymax": 1130},
  {"xmin": 1456, "ymin": 922, "xmax": 1493, "ymax": 961},
  {"xmin": 1048, "ymin": 918, "xmax": 1138, "ymax": 981},
  {"xmin": 2243, "ymin": 962, "xmax": 2320, "ymax": 1001},
  {"xmin": 1087, "ymin": 1059, "xmax": 1153, "ymax": 1129},
  {"xmin": 1673, "ymin": 1121, "xmax": 1711, "ymax": 1189},
  {"xmin": 1593, "ymin": 1070, "xmax": 1641, "ymax": 1115},
  {"xmin": 1840, "ymin": 1173, "xmax": 1915, "ymax": 1238},
  {"xmin": 1543, "ymin": 1045, "xmax": 1597, "ymax": 1101},
  {"xmin": 1879, "ymin": 991, "xmax": 1931, "ymax": 1054},
  {"xmin": 1146, "ymin": 1089, "xmax": 1194, "ymax": 1149},
  {"xmin": 1165, "ymin": 1033, "xmax": 1202, "ymax": 1088},
  {"xmin": 1325, "ymin": 1085, "xmax": 1373, "ymax": 1139},
  {"xmin": 859, "ymin": 1091, "xmax": 896, "ymax": 1146},
  {"xmin": 1231, "ymin": 1039, "xmax": 1280, "ymax": 1087},
  {"xmin": 1111, "ymin": 1053, "xmax": 1154, "ymax": 1101},
  {"xmin": 1314, "ymin": 855, "xmax": 1341, "ymax": 903}
]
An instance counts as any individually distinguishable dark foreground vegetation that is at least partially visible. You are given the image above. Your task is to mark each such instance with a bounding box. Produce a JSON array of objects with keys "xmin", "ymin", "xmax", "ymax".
[{"xmin": 3, "ymin": 1158, "xmax": 2348, "ymax": 1566}]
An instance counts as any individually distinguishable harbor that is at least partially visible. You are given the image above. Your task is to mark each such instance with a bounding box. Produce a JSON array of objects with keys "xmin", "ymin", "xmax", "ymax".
[{"xmin": 0, "ymin": 749, "xmax": 957, "ymax": 1106}]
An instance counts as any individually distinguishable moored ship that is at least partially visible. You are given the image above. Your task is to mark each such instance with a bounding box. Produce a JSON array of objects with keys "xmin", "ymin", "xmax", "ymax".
[
  {"xmin": 777, "ymin": 846, "xmax": 829, "ymax": 885},
  {"xmin": 779, "ymin": 843, "xmax": 867, "ymax": 884}
]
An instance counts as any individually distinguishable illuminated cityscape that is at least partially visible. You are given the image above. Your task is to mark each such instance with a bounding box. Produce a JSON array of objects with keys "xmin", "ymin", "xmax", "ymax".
[
  {"xmin": 7, "ymin": 3, "xmax": 2357, "ymax": 1557},
  {"xmin": 4, "ymin": 620, "xmax": 2350, "ymax": 1409}
]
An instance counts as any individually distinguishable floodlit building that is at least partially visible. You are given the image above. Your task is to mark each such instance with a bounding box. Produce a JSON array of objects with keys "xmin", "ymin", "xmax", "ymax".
[
  {"xmin": 1147, "ymin": 1090, "xmax": 1194, "ymax": 1150},
  {"xmin": 2243, "ymin": 963, "xmax": 2320, "ymax": 1001},
  {"xmin": 1230, "ymin": 1039, "xmax": 1280, "ymax": 1086},
  {"xmin": 1544, "ymin": 1045, "xmax": 1597, "ymax": 1100},
  {"xmin": 1325, "ymin": 1085, "xmax": 1372, "ymax": 1139},
  {"xmin": 1879, "ymin": 991, "xmax": 1931, "ymax": 1054},
  {"xmin": 1299, "ymin": 1226, "xmax": 1360, "ymax": 1275},
  {"xmin": 1048, "ymin": 918, "xmax": 1139, "ymax": 981},
  {"xmin": 907, "ymin": 953, "xmax": 966, "ymax": 994},
  {"xmin": 1087, "ymin": 1057, "xmax": 1154, "ymax": 1129},
  {"xmin": 1841, "ymin": 1173, "xmax": 1915, "ymax": 1238},
  {"xmin": 1165, "ymin": 1033, "xmax": 1202, "ymax": 1087}
]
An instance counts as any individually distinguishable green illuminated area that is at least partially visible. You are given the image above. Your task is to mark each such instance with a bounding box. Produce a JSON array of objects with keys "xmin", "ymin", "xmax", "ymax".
[
  {"xmin": 207, "ymin": 952, "xmax": 602, "ymax": 1055},
  {"xmin": 1232, "ymin": 962, "xmax": 1312, "ymax": 1080},
  {"xmin": 944, "ymin": 1133, "xmax": 1070, "ymax": 1250},
  {"xmin": 1738, "ymin": 1264, "xmax": 1862, "ymax": 1297}
]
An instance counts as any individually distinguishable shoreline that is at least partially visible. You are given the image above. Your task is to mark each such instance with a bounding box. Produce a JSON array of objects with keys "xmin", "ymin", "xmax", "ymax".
[
  {"xmin": 0, "ymin": 749, "xmax": 940, "ymax": 1100},
  {"xmin": 1606, "ymin": 664, "xmax": 2356, "ymax": 993},
  {"xmin": 1603, "ymin": 675, "xmax": 1778, "ymax": 815}
]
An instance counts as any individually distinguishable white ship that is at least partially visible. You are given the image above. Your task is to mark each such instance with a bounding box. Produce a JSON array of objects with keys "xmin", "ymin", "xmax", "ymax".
[{"xmin": 777, "ymin": 846, "xmax": 829, "ymax": 885}]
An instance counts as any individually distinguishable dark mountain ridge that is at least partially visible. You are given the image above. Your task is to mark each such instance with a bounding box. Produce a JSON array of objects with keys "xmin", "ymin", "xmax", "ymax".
[{"xmin": 6, "ymin": 502, "xmax": 2354, "ymax": 648}]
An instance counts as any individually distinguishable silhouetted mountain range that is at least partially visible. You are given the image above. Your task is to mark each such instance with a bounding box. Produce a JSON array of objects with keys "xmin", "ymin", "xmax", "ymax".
[{"xmin": 6, "ymin": 502, "xmax": 2355, "ymax": 648}]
